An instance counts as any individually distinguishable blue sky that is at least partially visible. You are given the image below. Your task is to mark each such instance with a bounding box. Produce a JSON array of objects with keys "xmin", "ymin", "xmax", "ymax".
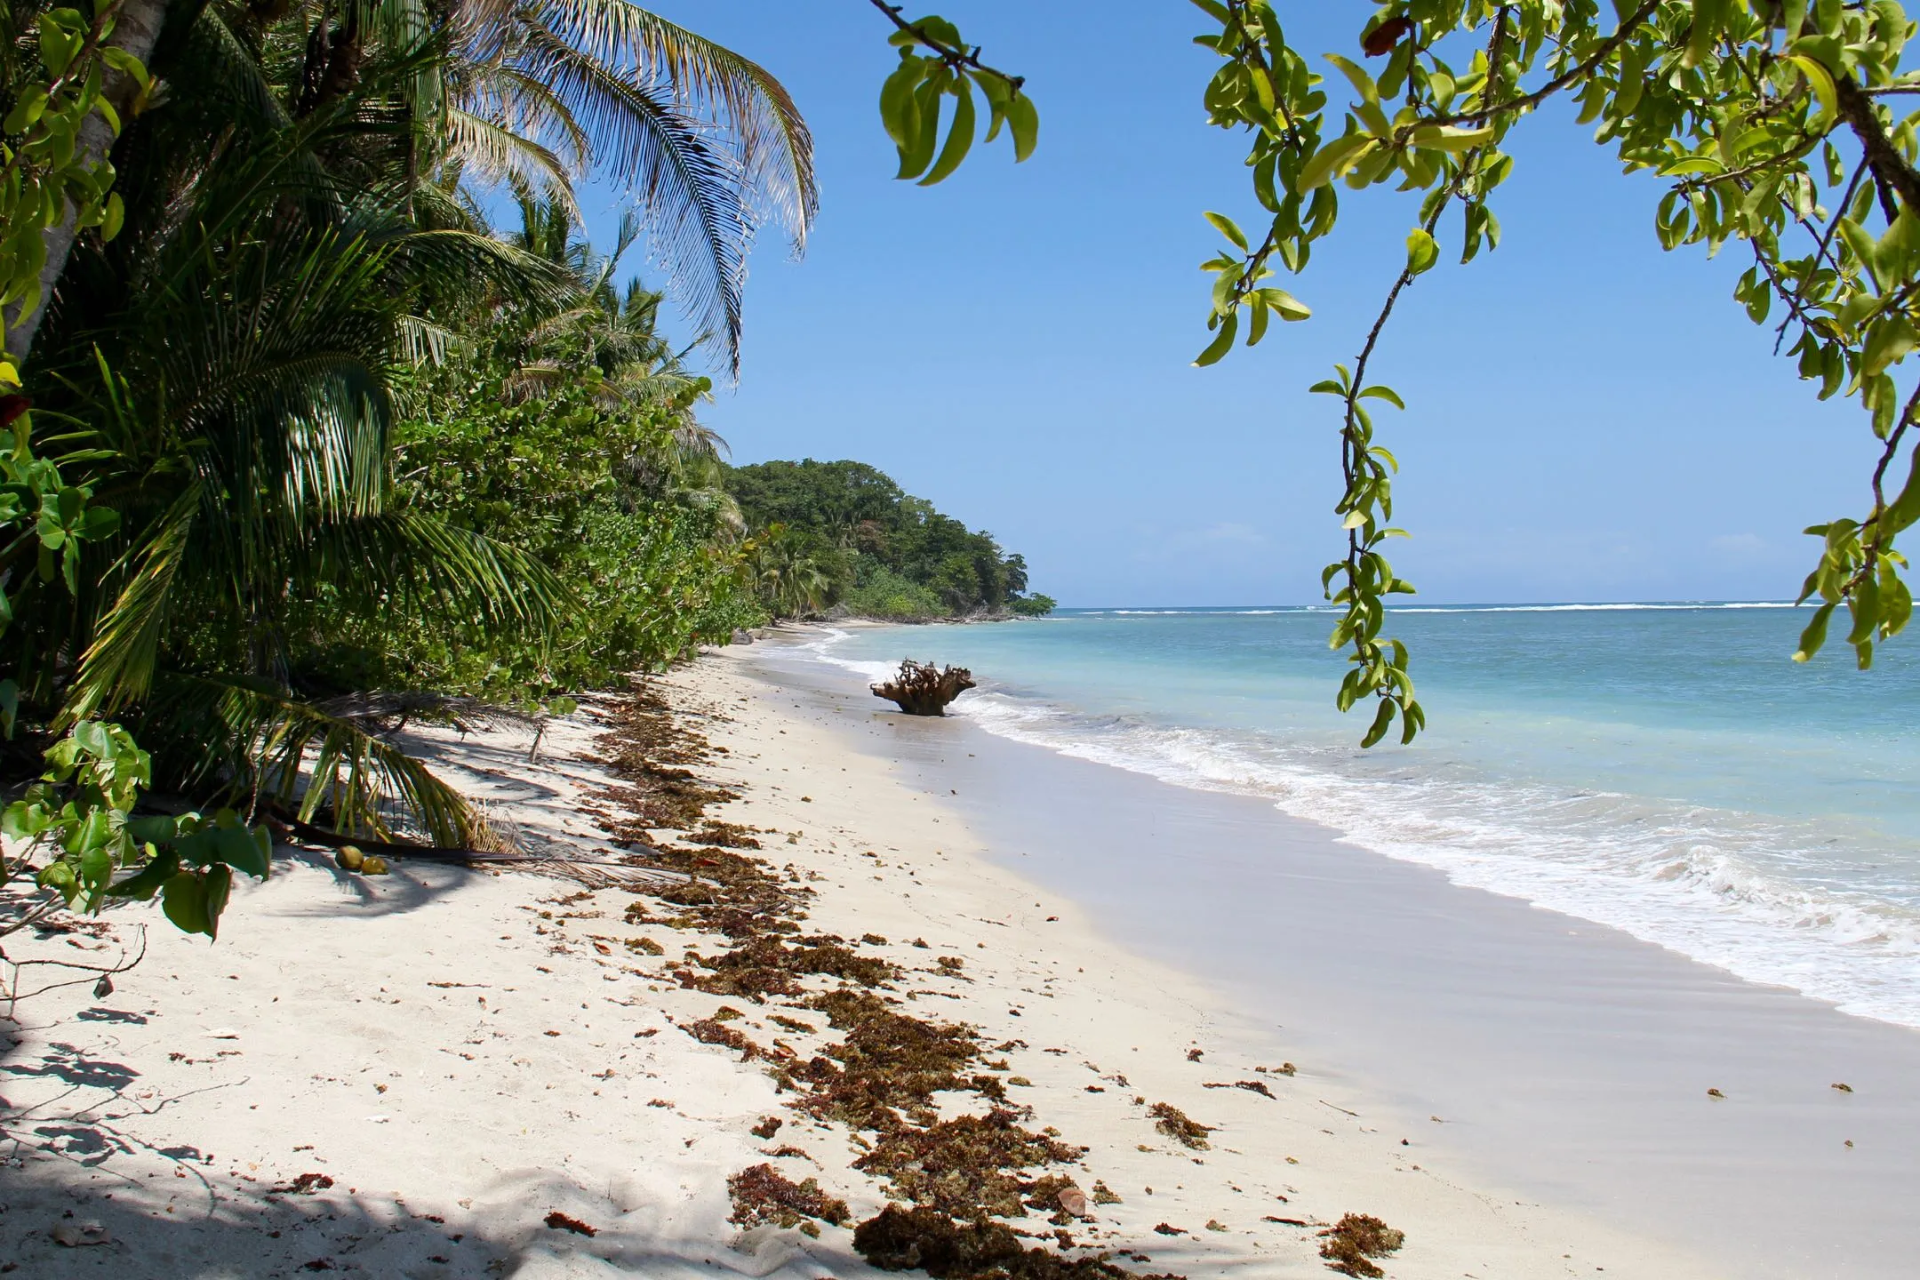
[{"xmin": 609, "ymin": 2, "xmax": 1875, "ymax": 608}]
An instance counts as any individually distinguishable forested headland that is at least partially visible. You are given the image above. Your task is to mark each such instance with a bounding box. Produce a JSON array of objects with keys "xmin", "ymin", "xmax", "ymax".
[{"xmin": 727, "ymin": 459, "xmax": 1056, "ymax": 623}]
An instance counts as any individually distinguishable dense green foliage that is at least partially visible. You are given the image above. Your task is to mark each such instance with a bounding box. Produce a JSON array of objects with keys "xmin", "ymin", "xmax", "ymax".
[
  {"xmin": 725, "ymin": 459, "xmax": 1053, "ymax": 620},
  {"xmin": 0, "ymin": 0, "xmax": 815, "ymax": 874}
]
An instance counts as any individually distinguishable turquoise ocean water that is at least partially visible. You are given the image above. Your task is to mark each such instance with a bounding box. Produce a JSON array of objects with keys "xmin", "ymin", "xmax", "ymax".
[{"xmin": 792, "ymin": 605, "xmax": 1920, "ymax": 1028}]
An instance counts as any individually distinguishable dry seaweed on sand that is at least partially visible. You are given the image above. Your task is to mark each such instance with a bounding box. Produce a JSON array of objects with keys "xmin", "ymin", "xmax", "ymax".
[
  {"xmin": 590, "ymin": 679, "xmax": 1129, "ymax": 1277},
  {"xmin": 688, "ymin": 821, "xmax": 764, "ymax": 849},
  {"xmin": 785, "ymin": 991, "xmax": 998, "ymax": 1127},
  {"xmin": 728, "ymin": 1163, "xmax": 850, "ymax": 1237},
  {"xmin": 853, "ymin": 1205, "xmax": 1158, "ymax": 1280},
  {"xmin": 685, "ymin": 1017, "xmax": 762, "ymax": 1059},
  {"xmin": 854, "ymin": 1108, "xmax": 1083, "ymax": 1218},
  {"xmin": 1203, "ymin": 1079, "xmax": 1274, "ymax": 1099},
  {"xmin": 1317, "ymin": 1214, "xmax": 1406, "ymax": 1278},
  {"xmin": 682, "ymin": 935, "xmax": 900, "ymax": 1000},
  {"xmin": 1146, "ymin": 1102, "xmax": 1214, "ymax": 1150}
]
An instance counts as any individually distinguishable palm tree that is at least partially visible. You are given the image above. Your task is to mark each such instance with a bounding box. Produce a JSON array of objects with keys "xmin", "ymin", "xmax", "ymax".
[{"xmin": 11, "ymin": 0, "xmax": 817, "ymax": 377}]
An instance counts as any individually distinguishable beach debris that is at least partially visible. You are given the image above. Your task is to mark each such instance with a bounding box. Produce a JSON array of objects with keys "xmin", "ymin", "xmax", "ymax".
[
  {"xmin": 1152, "ymin": 1223, "xmax": 1186, "ymax": 1236},
  {"xmin": 728, "ymin": 1163, "xmax": 851, "ymax": 1237},
  {"xmin": 1185, "ymin": 1048, "xmax": 1204, "ymax": 1062},
  {"xmin": 335, "ymin": 845, "xmax": 364, "ymax": 871},
  {"xmin": 1707, "ymin": 1088, "xmax": 1725, "ymax": 1099},
  {"xmin": 1055, "ymin": 1184, "xmax": 1091, "ymax": 1218},
  {"xmin": 854, "ymin": 1108, "xmax": 1078, "ymax": 1218},
  {"xmin": 871, "ymin": 661, "xmax": 976, "ymax": 716},
  {"xmin": 1204, "ymin": 1080, "xmax": 1275, "ymax": 1099},
  {"xmin": 936, "ymin": 955, "xmax": 966, "ymax": 973},
  {"xmin": 752, "ymin": 1116, "xmax": 784, "ymax": 1139},
  {"xmin": 1846, "ymin": 1138, "xmax": 1855, "ymax": 1147},
  {"xmin": 1147, "ymin": 1102, "xmax": 1214, "ymax": 1149},
  {"xmin": 362, "ymin": 855, "xmax": 391, "ymax": 876},
  {"xmin": 271, "ymin": 1172, "xmax": 334, "ymax": 1196},
  {"xmin": 1265, "ymin": 1216, "xmax": 1311, "ymax": 1227},
  {"xmin": 51, "ymin": 1220, "xmax": 110, "ymax": 1247},
  {"xmin": 853, "ymin": 1204, "xmax": 1138, "ymax": 1279},
  {"xmin": 683, "ymin": 935, "xmax": 899, "ymax": 1000},
  {"xmin": 1091, "ymin": 1180, "xmax": 1121, "ymax": 1204},
  {"xmin": 686, "ymin": 1017, "xmax": 760, "ymax": 1059},
  {"xmin": 301, "ymin": 1260, "xmax": 336, "ymax": 1271},
  {"xmin": 1317, "ymin": 1213, "xmax": 1405, "ymax": 1278},
  {"xmin": 862, "ymin": 933, "xmax": 890, "ymax": 945},
  {"xmin": 1832, "ymin": 1082, "xmax": 1854, "ymax": 1093},
  {"xmin": 544, "ymin": 1211, "xmax": 597, "ymax": 1237},
  {"xmin": 1206, "ymin": 1219, "xmax": 1228, "ymax": 1232}
]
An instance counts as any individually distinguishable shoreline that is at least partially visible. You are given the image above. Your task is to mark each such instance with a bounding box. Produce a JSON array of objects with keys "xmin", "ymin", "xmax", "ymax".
[
  {"xmin": 0, "ymin": 649, "xmax": 1787, "ymax": 1278},
  {"xmin": 745, "ymin": 629, "xmax": 1920, "ymax": 1279}
]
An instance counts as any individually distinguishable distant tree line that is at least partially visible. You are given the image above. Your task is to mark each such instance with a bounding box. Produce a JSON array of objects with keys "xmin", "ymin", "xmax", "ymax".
[{"xmin": 725, "ymin": 460, "xmax": 1055, "ymax": 621}]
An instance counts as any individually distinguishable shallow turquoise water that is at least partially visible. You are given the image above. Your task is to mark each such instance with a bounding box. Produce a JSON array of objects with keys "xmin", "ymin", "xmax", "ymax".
[{"xmin": 795, "ymin": 604, "xmax": 1920, "ymax": 1027}]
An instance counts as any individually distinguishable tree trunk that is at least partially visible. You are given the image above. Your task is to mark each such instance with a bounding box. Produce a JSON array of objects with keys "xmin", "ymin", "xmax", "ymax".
[{"xmin": 4, "ymin": 0, "xmax": 172, "ymax": 363}]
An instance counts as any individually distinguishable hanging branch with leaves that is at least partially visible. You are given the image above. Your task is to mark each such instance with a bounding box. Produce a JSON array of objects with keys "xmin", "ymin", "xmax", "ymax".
[
  {"xmin": 868, "ymin": 3, "xmax": 1038, "ymax": 184},
  {"xmin": 1168, "ymin": 0, "xmax": 1920, "ymax": 744}
]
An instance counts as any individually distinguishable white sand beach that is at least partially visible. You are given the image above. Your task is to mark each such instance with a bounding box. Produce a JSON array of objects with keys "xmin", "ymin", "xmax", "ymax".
[{"xmin": 2, "ymin": 646, "xmax": 1747, "ymax": 1278}]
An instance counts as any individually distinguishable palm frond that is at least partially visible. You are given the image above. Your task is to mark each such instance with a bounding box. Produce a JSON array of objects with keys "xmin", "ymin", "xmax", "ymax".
[
  {"xmin": 517, "ymin": 27, "xmax": 753, "ymax": 373},
  {"xmin": 523, "ymin": 0, "xmax": 818, "ymax": 248},
  {"xmin": 140, "ymin": 673, "xmax": 501, "ymax": 848},
  {"xmin": 444, "ymin": 107, "xmax": 580, "ymax": 219}
]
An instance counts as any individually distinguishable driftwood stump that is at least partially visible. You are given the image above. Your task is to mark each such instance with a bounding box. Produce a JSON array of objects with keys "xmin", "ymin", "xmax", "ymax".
[{"xmin": 872, "ymin": 660, "xmax": 975, "ymax": 716}]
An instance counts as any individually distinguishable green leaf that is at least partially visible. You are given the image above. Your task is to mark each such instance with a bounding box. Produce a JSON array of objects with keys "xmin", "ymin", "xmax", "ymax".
[
  {"xmin": 1193, "ymin": 311, "xmax": 1239, "ymax": 366},
  {"xmin": 1359, "ymin": 698, "xmax": 1397, "ymax": 748},
  {"xmin": 1793, "ymin": 601, "xmax": 1836, "ymax": 662},
  {"xmin": 1783, "ymin": 55, "xmax": 1838, "ymax": 127},
  {"xmin": 1205, "ymin": 211, "xmax": 1249, "ymax": 252},
  {"xmin": 1407, "ymin": 124, "xmax": 1494, "ymax": 152},
  {"xmin": 1007, "ymin": 92, "xmax": 1039, "ymax": 163},
  {"xmin": 879, "ymin": 57, "xmax": 923, "ymax": 149},
  {"xmin": 1659, "ymin": 157, "xmax": 1725, "ymax": 177},
  {"xmin": 1359, "ymin": 386, "xmax": 1405, "ymax": 409},
  {"xmin": 1325, "ymin": 54, "xmax": 1378, "ymax": 106},
  {"xmin": 106, "ymin": 848, "xmax": 179, "ymax": 902},
  {"xmin": 161, "ymin": 871, "xmax": 211, "ymax": 937},
  {"xmin": 1405, "ymin": 228, "xmax": 1437, "ymax": 275},
  {"xmin": 1254, "ymin": 287, "xmax": 1311, "ymax": 320},
  {"xmin": 897, "ymin": 79, "xmax": 942, "ymax": 180},
  {"xmin": 919, "ymin": 78, "xmax": 976, "ymax": 186},
  {"xmin": 38, "ymin": 15, "xmax": 79, "ymax": 77},
  {"xmin": 1296, "ymin": 134, "xmax": 1374, "ymax": 192}
]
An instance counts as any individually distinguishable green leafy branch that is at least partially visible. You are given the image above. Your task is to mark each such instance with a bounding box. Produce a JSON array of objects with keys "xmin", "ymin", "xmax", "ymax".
[
  {"xmin": 869, "ymin": 4, "xmax": 1038, "ymax": 184},
  {"xmin": 1175, "ymin": 0, "xmax": 1920, "ymax": 740},
  {"xmin": 1, "ymin": 0, "xmax": 149, "ymax": 348}
]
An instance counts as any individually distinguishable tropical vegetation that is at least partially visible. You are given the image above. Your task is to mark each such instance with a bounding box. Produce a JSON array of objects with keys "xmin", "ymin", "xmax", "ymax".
[
  {"xmin": 727, "ymin": 458, "xmax": 1054, "ymax": 621},
  {"xmin": 0, "ymin": 1, "xmax": 1053, "ymax": 952},
  {"xmin": 0, "ymin": 0, "xmax": 826, "ymax": 942}
]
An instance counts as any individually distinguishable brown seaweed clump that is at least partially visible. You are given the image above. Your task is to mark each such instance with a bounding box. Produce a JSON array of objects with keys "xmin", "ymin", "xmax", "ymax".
[
  {"xmin": 686, "ymin": 1017, "xmax": 761, "ymax": 1060},
  {"xmin": 727, "ymin": 1163, "xmax": 851, "ymax": 1238},
  {"xmin": 684, "ymin": 936, "xmax": 900, "ymax": 1001},
  {"xmin": 853, "ymin": 1205, "xmax": 1146, "ymax": 1280},
  {"xmin": 689, "ymin": 821, "xmax": 764, "ymax": 849},
  {"xmin": 1146, "ymin": 1103, "xmax": 1213, "ymax": 1150},
  {"xmin": 1317, "ymin": 1214, "xmax": 1406, "ymax": 1278},
  {"xmin": 787, "ymin": 990, "xmax": 992, "ymax": 1127},
  {"xmin": 854, "ymin": 1108, "xmax": 1084, "ymax": 1218}
]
